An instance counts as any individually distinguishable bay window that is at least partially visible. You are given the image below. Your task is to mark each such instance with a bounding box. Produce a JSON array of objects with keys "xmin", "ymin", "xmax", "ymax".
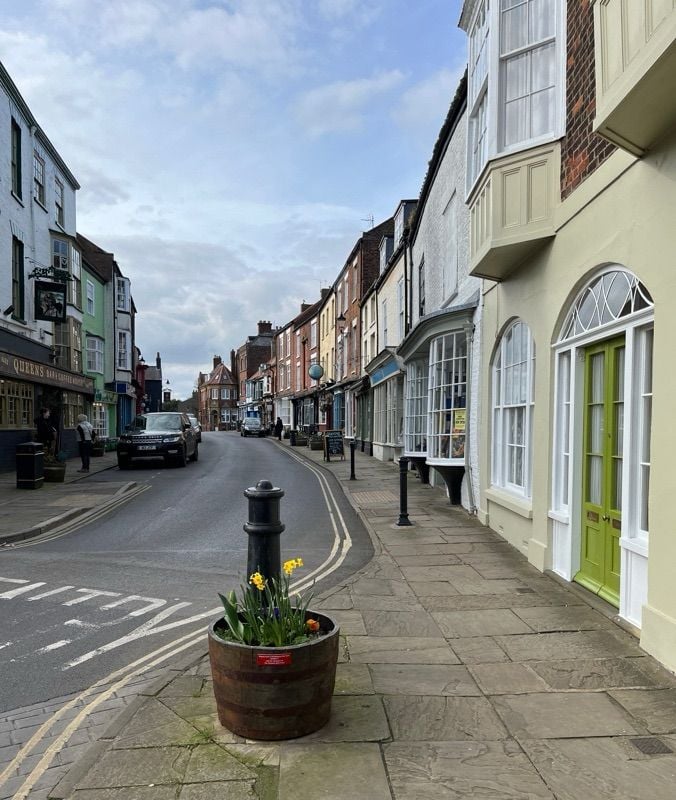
[
  {"xmin": 86, "ymin": 336, "xmax": 104, "ymax": 373},
  {"xmin": 428, "ymin": 332, "xmax": 468, "ymax": 462},
  {"xmin": 404, "ymin": 360, "xmax": 429, "ymax": 454}
]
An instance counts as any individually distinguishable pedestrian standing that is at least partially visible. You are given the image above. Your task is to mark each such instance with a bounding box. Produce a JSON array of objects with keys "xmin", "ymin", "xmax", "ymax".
[
  {"xmin": 76, "ymin": 414, "xmax": 95, "ymax": 473},
  {"xmin": 274, "ymin": 417, "xmax": 284, "ymax": 441},
  {"xmin": 35, "ymin": 407, "xmax": 57, "ymax": 457}
]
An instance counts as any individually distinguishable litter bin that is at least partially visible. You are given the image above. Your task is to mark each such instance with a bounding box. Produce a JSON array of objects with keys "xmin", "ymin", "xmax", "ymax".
[{"xmin": 16, "ymin": 441, "xmax": 44, "ymax": 490}]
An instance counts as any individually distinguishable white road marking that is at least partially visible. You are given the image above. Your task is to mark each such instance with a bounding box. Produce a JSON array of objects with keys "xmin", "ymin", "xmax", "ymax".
[
  {"xmin": 0, "ymin": 577, "xmax": 29, "ymax": 585},
  {"xmin": 62, "ymin": 588, "xmax": 121, "ymax": 606},
  {"xmin": 27, "ymin": 586, "xmax": 75, "ymax": 600},
  {"xmin": 64, "ymin": 619, "xmax": 99, "ymax": 629},
  {"xmin": 36, "ymin": 640, "xmax": 71, "ymax": 653},
  {"xmin": 99, "ymin": 595, "xmax": 167, "ymax": 616},
  {"xmin": 0, "ymin": 582, "xmax": 46, "ymax": 599},
  {"xmin": 0, "ymin": 641, "xmax": 12, "ymax": 650}
]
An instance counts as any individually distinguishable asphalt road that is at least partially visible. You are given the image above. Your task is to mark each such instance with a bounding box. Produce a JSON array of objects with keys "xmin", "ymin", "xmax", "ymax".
[{"xmin": 0, "ymin": 432, "xmax": 373, "ymax": 713}]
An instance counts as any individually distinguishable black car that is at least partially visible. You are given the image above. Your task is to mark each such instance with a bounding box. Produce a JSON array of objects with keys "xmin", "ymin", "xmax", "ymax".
[
  {"xmin": 117, "ymin": 412, "xmax": 198, "ymax": 468},
  {"xmin": 187, "ymin": 414, "xmax": 202, "ymax": 442},
  {"xmin": 240, "ymin": 418, "xmax": 264, "ymax": 437}
]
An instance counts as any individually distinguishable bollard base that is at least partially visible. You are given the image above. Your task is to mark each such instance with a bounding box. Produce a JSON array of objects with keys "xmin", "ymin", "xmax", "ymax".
[{"xmin": 396, "ymin": 515, "xmax": 412, "ymax": 527}]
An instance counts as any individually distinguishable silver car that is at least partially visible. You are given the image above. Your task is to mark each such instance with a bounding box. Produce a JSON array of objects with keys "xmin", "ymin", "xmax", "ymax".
[{"xmin": 187, "ymin": 414, "xmax": 202, "ymax": 442}]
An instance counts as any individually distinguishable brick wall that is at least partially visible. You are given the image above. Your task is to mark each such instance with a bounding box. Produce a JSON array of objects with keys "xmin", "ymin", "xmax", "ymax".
[{"xmin": 561, "ymin": 0, "xmax": 616, "ymax": 199}]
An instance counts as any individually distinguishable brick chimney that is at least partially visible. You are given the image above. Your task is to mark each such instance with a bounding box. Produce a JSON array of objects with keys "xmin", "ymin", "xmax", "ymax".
[
  {"xmin": 213, "ymin": 355, "xmax": 222, "ymax": 369},
  {"xmin": 300, "ymin": 303, "xmax": 311, "ymax": 312},
  {"xmin": 321, "ymin": 287, "xmax": 330, "ymax": 300},
  {"xmin": 258, "ymin": 320, "xmax": 272, "ymax": 335}
]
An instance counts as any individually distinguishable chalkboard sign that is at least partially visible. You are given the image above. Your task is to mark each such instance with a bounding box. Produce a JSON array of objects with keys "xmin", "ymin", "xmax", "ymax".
[{"xmin": 324, "ymin": 430, "xmax": 344, "ymax": 461}]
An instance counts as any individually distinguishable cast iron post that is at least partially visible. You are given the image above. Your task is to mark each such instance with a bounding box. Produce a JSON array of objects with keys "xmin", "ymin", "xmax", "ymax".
[
  {"xmin": 244, "ymin": 480, "xmax": 285, "ymax": 582},
  {"xmin": 397, "ymin": 457, "xmax": 412, "ymax": 526},
  {"xmin": 349, "ymin": 439, "xmax": 356, "ymax": 480}
]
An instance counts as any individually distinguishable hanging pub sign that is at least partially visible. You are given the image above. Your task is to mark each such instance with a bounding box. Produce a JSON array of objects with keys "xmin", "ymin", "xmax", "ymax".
[{"xmin": 34, "ymin": 281, "xmax": 67, "ymax": 322}]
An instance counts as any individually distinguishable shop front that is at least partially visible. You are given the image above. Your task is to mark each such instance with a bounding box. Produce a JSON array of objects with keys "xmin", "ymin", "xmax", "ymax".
[{"xmin": 0, "ymin": 342, "xmax": 94, "ymax": 470}]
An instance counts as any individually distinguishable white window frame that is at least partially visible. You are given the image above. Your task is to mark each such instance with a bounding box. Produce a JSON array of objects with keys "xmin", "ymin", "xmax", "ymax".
[
  {"xmin": 491, "ymin": 319, "xmax": 535, "ymax": 497},
  {"xmin": 33, "ymin": 151, "xmax": 45, "ymax": 206},
  {"xmin": 404, "ymin": 359, "xmax": 429, "ymax": 456},
  {"xmin": 116, "ymin": 277, "xmax": 131, "ymax": 312},
  {"xmin": 427, "ymin": 332, "xmax": 468, "ymax": 463},
  {"xmin": 381, "ymin": 299, "xmax": 388, "ymax": 347},
  {"xmin": 86, "ymin": 335, "xmax": 104, "ymax": 373},
  {"xmin": 465, "ymin": 0, "xmax": 565, "ymax": 194},
  {"xmin": 310, "ymin": 319, "xmax": 317, "ymax": 348},
  {"xmin": 55, "ymin": 177, "xmax": 64, "ymax": 226},
  {"xmin": 397, "ymin": 278, "xmax": 404, "ymax": 340},
  {"xmin": 117, "ymin": 330, "xmax": 131, "ymax": 371},
  {"xmin": 86, "ymin": 279, "xmax": 95, "ymax": 315}
]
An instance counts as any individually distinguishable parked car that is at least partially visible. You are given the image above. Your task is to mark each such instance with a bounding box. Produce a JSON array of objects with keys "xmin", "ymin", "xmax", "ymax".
[
  {"xmin": 117, "ymin": 412, "xmax": 198, "ymax": 468},
  {"xmin": 187, "ymin": 414, "xmax": 202, "ymax": 442},
  {"xmin": 240, "ymin": 418, "xmax": 264, "ymax": 437}
]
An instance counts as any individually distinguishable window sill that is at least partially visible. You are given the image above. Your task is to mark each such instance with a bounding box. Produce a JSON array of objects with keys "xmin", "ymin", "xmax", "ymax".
[
  {"xmin": 34, "ymin": 196, "xmax": 48, "ymax": 213},
  {"xmin": 485, "ymin": 487, "xmax": 533, "ymax": 519},
  {"xmin": 620, "ymin": 537, "xmax": 649, "ymax": 558},
  {"xmin": 548, "ymin": 509, "xmax": 569, "ymax": 524},
  {"xmin": 11, "ymin": 190, "xmax": 24, "ymax": 207}
]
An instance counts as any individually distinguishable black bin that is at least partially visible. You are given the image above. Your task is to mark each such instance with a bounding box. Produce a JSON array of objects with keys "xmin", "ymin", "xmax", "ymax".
[{"xmin": 16, "ymin": 442, "xmax": 44, "ymax": 490}]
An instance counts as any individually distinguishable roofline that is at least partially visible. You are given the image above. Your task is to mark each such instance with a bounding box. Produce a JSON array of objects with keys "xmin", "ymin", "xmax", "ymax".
[{"xmin": 1, "ymin": 61, "xmax": 80, "ymax": 190}]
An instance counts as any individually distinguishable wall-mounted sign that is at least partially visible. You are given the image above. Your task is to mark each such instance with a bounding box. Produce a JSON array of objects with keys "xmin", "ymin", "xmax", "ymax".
[
  {"xmin": 308, "ymin": 363, "xmax": 324, "ymax": 380},
  {"xmin": 0, "ymin": 351, "xmax": 94, "ymax": 394},
  {"xmin": 34, "ymin": 281, "xmax": 67, "ymax": 322}
]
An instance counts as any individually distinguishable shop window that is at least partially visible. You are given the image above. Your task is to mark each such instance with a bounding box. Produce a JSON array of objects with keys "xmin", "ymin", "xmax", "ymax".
[
  {"xmin": 428, "ymin": 332, "xmax": 468, "ymax": 461},
  {"xmin": 0, "ymin": 380, "xmax": 33, "ymax": 428},
  {"xmin": 404, "ymin": 360, "xmax": 428, "ymax": 455}
]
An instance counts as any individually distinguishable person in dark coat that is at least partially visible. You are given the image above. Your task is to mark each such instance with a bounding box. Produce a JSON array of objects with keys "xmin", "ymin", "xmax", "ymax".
[
  {"xmin": 274, "ymin": 417, "xmax": 284, "ymax": 441},
  {"xmin": 35, "ymin": 408, "xmax": 56, "ymax": 456}
]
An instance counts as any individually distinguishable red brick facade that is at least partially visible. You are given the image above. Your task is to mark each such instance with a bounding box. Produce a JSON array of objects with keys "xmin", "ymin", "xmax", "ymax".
[{"xmin": 561, "ymin": 0, "xmax": 616, "ymax": 199}]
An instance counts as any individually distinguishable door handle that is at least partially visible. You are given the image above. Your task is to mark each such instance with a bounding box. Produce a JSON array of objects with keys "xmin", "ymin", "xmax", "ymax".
[{"xmin": 602, "ymin": 515, "xmax": 610, "ymax": 521}]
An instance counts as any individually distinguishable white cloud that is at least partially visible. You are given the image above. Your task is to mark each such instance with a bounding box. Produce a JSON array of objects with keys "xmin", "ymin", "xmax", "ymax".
[
  {"xmin": 392, "ymin": 66, "xmax": 465, "ymax": 151},
  {"xmin": 294, "ymin": 70, "xmax": 405, "ymax": 137}
]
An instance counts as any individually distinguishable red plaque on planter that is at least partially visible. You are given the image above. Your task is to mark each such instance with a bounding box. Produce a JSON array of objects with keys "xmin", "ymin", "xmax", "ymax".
[{"xmin": 257, "ymin": 652, "xmax": 292, "ymax": 666}]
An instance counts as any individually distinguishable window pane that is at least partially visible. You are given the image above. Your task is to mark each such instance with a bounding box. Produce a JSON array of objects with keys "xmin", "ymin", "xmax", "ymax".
[
  {"xmin": 530, "ymin": 0, "xmax": 556, "ymax": 41},
  {"xmin": 502, "ymin": 3, "xmax": 528, "ymax": 53}
]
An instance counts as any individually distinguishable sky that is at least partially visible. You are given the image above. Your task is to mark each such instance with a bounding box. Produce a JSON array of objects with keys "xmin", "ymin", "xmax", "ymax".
[{"xmin": 1, "ymin": 0, "xmax": 467, "ymax": 399}]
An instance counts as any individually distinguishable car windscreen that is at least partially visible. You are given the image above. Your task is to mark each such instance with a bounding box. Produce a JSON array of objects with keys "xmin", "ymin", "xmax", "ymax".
[
  {"xmin": 130, "ymin": 414, "xmax": 182, "ymax": 431},
  {"xmin": 246, "ymin": 419, "xmax": 261, "ymax": 427}
]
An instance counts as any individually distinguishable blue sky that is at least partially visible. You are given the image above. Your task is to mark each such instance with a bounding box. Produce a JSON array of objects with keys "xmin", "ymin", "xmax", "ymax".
[{"xmin": 1, "ymin": 0, "xmax": 467, "ymax": 398}]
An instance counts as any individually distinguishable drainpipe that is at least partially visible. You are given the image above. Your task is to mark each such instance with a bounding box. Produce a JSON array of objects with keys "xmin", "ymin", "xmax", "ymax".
[
  {"xmin": 403, "ymin": 231, "xmax": 410, "ymax": 335},
  {"xmin": 463, "ymin": 320, "xmax": 477, "ymax": 515}
]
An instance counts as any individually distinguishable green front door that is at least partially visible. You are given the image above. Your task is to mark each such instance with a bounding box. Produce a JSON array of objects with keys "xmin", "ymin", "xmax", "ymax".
[{"xmin": 575, "ymin": 337, "xmax": 624, "ymax": 607}]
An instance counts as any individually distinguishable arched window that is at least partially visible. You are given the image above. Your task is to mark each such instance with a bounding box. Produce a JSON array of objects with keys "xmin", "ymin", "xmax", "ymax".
[
  {"xmin": 559, "ymin": 270, "xmax": 653, "ymax": 342},
  {"xmin": 492, "ymin": 320, "xmax": 535, "ymax": 497}
]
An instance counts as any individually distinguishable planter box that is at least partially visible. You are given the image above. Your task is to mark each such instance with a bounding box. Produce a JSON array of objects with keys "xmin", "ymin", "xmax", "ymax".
[
  {"xmin": 43, "ymin": 464, "xmax": 66, "ymax": 482},
  {"xmin": 293, "ymin": 437, "xmax": 309, "ymax": 447},
  {"xmin": 309, "ymin": 439, "xmax": 323, "ymax": 450},
  {"xmin": 208, "ymin": 611, "xmax": 339, "ymax": 740}
]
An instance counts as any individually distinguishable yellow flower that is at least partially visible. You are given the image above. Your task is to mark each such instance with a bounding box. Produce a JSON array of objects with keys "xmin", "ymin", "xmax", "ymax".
[
  {"xmin": 283, "ymin": 557, "xmax": 304, "ymax": 576},
  {"xmin": 249, "ymin": 572, "xmax": 266, "ymax": 591}
]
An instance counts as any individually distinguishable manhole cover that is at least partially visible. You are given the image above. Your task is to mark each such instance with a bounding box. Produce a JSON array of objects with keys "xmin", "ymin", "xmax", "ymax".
[{"xmin": 630, "ymin": 738, "xmax": 673, "ymax": 756}]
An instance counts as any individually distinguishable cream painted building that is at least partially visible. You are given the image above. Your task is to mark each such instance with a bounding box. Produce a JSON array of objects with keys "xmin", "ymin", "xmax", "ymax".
[{"xmin": 461, "ymin": 0, "xmax": 676, "ymax": 670}]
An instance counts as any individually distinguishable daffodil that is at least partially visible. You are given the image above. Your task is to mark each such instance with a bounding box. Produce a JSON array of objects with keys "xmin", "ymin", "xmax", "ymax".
[
  {"xmin": 283, "ymin": 557, "xmax": 303, "ymax": 575},
  {"xmin": 249, "ymin": 572, "xmax": 266, "ymax": 591}
]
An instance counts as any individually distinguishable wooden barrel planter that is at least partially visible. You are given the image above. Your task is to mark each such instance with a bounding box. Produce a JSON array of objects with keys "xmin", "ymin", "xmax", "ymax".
[{"xmin": 208, "ymin": 610, "xmax": 339, "ymax": 740}]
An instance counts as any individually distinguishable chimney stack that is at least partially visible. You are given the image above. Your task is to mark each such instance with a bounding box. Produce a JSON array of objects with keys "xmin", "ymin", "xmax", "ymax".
[
  {"xmin": 213, "ymin": 355, "xmax": 222, "ymax": 369},
  {"xmin": 258, "ymin": 320, "xmax": 272, "ymax": 335}
]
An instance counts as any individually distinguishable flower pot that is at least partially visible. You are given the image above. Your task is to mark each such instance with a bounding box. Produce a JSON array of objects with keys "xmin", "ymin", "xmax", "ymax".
[
  {"xmin": 91, "ymin": 445, "xmax": 105, "ymax": 457},
  {"xmin": 208, "ymin": 610, "xmax": 339, "ymax": 740},
  {"xmin": 43, "ymin": 463, "xmax": 66, "ymax": 482},
  {"xmin": 309, "ymin": 439, "xmax": 323, "ymax": 450}
]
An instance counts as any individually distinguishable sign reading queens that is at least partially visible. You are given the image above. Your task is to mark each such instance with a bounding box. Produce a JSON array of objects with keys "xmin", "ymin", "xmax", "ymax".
[{"xmin": 0, "ymin": 351, "xmax": 94, "ymax": 394}]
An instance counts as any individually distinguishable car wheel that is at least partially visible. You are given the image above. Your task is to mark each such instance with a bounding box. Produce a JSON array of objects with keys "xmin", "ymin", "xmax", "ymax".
[
  {"xmin": 176, "ymin": 447, "xmax": 187, "ymax": 467},
  {"xmin": 117, "ymin": 456, "xmax": 130, "ymax": 470},
  {"xmin": 190, "ymin": 444, "xmax": 199, "ymax": 462}
]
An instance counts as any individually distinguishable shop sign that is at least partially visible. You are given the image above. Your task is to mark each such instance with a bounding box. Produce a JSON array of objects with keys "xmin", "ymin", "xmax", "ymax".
[
  {"xmin": 34, "ymin": 281, "xmax": 67, "ymax": 322},
  {"xmin": 95, "ymin": 389, "xmax": 118, "ymax": 404},
  {"xmin": 0, "ymin": 351, "xmax": 94, "ymax": 394}
]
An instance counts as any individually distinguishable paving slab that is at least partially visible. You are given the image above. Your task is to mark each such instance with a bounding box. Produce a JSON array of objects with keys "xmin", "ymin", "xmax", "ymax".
[
  {"xmin": 408, "ymin": 581, "xmax": 460, "ymax": 596},
  {"xmin": 608, "ymin": 688, "xmax": 676, "ymax": 734},
  {"xmin": 495, "ymin": 630, "xmax": 645, "ymax": 662},
  {"xmin": 384, "ymin": 740, "xmax": 555, "ymax": 800},
  {"xmin": 278, "ymin": 743, "xmax": 390, "ymax": 800},
  {"xmin": 431, "ymin": 609, "xmax": 533, "ymax": 638},
  {"xmin": 384, "ymin": 695, "xmax": 508, "ymax": 741},
  {"xmin": 110, "ymin": 699, "xmax": 199, "ymax": 748},
  {"xmin": 327, "ymin": 609, "xmax": 366, "ymax": 635},
  {"xmin": 530, "ymin": 657, "xmax": 668, "ymax": 691},
  {"xmin": 512, "ymin": 605, "xmax": 610, "ymax": 632},
  {"xmin": 71, "ymin": 788, "xmax": 178, "ymax": 799},
  {"xmin": 469, "ymin": 663, "xmax": 550, "ymax": 695},
  {"xmin": 295, "ymin": 696, "xmax": 390, "ymax": 742},
  {"xmin": 182, "ymin": 743, "xmax": 256, "ymax": 782},
  {"xmin": 521, "ymin": 736, "xmax": 676, "ymax": 800},
  {"xmin": 370, "ymin": 664, "xmax": 481, "ymax": 696},
  {"xmin": 361, "ymin": 609, "xmax": 444, "ymax": 637},
  {"xmin": 418, "ymin": 592, "xmax": 574, "ymax": 611},
  {"xmin": 333, "ymin": 663, "xmax": 374, "ymax": 695},
  {"xmin": 492, "ymin": 692, "xmax": 642, "ymax": 739},
  {"xmin": 448, "ymin": 637, "xmax": 510, "ymax": 664},
  {"xmin": 347, "ymin": 636, "xmax": 459, "ymax": 664},
  {"xmin": 179, "ymin": 782, "xmax": 257, "ymax": 799},
  {"xmin": 76, "ymin": 746, "xmax": 191, "ymax": 789}
]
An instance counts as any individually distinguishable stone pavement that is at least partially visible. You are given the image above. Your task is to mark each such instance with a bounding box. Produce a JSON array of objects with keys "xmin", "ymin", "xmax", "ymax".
[
  {"xmin": 3, "ymin": 438, "xmax": 676, "ymax": 799},
  {"xmin": 0, "ymin": 451, "xmax": 139, "ymax": 545}
]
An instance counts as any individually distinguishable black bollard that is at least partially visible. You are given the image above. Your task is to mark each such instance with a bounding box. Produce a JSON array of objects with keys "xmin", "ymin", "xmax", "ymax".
[
  {"xmin": 397, "ymin": 457, "xmax": 412, "ymax": 526},
  {"xmin": 244, "ymin": 480, "xmax": 285, "ymax": 583},
  {"xmin": 289, "ymin": 430, "xmax": 296, "ymax": 447},
  {"xmin": 349, "ymin": 439, "xmax": 356, "ymax": 480}
]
